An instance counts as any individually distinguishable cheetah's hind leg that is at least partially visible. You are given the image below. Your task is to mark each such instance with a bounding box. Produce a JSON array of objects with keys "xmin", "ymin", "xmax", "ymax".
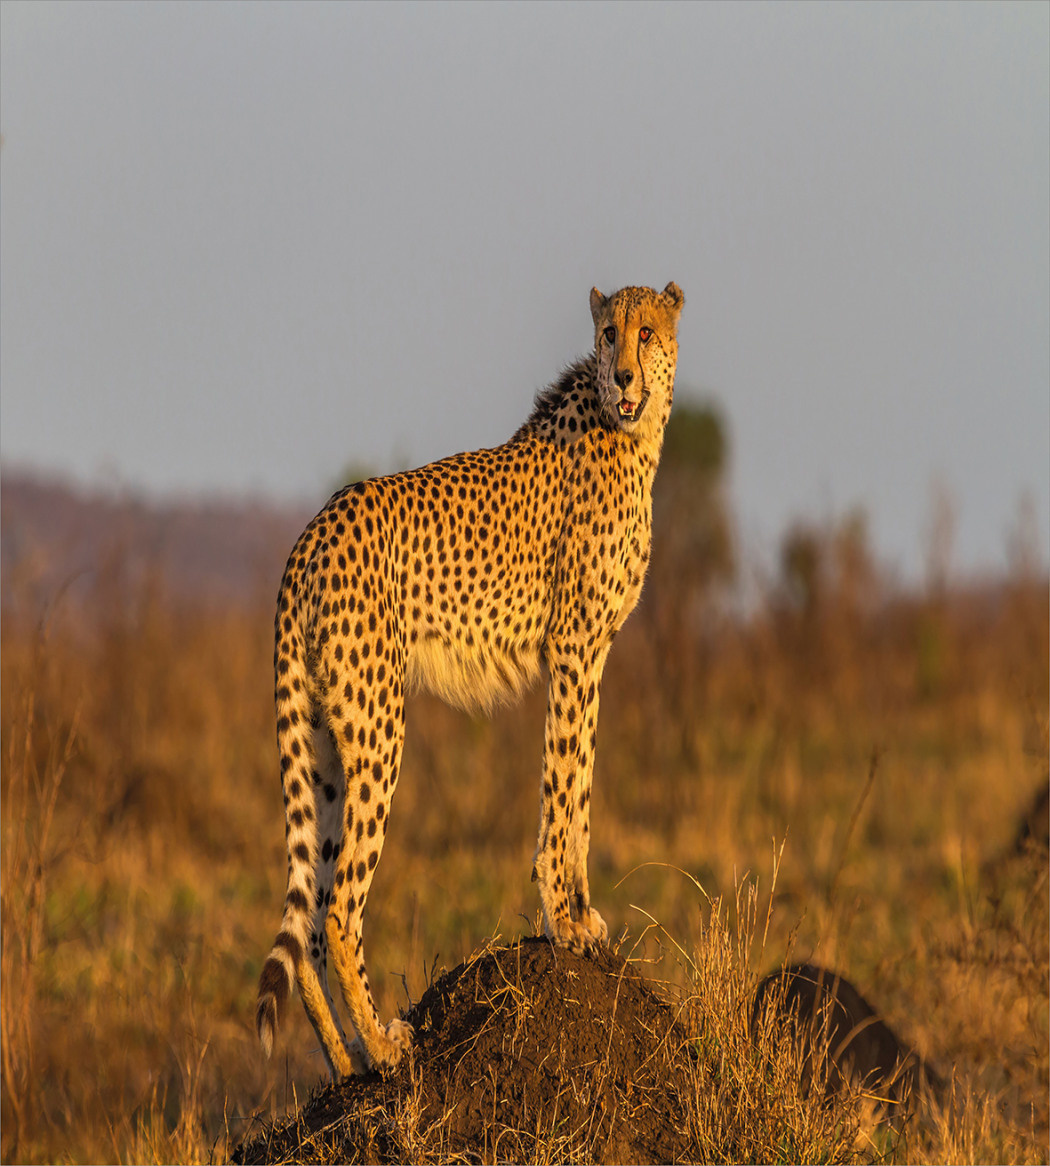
[
  {"xmin": 323, "ymin": 677, "xmax": 414, "ymax": 1075},
  {"xmin": 307, "ymin": 722, "xmax": 355, "ymax": 1061}
]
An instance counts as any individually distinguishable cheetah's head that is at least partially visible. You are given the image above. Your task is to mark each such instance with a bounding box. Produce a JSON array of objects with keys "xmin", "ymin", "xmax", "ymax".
[{"xmin": 590, "ymin": 282, "xmax": 684, "ymax": 444}]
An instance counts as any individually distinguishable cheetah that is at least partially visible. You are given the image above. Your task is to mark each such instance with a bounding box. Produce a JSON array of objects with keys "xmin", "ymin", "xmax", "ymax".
[{"xmin": 256, "ymin": 282, "xmax": 685, "ymax": 1078}]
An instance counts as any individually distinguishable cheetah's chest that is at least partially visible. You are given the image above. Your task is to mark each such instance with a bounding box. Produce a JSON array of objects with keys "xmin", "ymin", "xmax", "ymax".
[{"xmin": 557, "ymin": 443, "xmax": 654, "ymax": 641}]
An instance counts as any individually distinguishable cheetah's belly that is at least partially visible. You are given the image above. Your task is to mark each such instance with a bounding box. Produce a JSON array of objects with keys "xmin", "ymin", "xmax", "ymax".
[{"xmin": 406, "ymin": 630, "xmax": 543, "ymax": 715}]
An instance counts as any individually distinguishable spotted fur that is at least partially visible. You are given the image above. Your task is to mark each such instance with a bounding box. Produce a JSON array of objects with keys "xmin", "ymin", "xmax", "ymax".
[{"xmin": 256, "ymin": 282, "xmax": 684, "ymax": 1076}]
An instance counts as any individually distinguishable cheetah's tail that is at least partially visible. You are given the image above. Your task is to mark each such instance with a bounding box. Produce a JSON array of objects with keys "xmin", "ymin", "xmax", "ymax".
[
  {"xmin": 256, "ymin": 787, "xmax": 317, "ymax": 1057},
  {"xmin": 256, "ymin": 587, "xmax": 320, "ymax": 1058},
  {"xmin": 256, "ymin": 930, "xmax": 301, "ymax": 1058}
]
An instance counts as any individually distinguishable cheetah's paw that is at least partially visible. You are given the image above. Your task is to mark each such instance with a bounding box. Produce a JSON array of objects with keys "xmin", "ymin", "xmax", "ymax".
[
  {"xmin": 579, "ymin": 906, "xmax": 608, "ymax": 948},
  {"xmin": 352, "ymin": 1019, "xmax": 414, "ymax": 1076},
  {"xmin": 548, "ymin": 913, "xmax": 605, "ymax": 957},
  {"xmin": 385, "ymin": 1018, "xmax": 415, "ymax": 1056}
]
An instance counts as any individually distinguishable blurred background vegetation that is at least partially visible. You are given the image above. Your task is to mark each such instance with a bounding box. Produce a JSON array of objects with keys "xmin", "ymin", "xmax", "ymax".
[{"xmin": 2, "ymin": 403, "xmax": 1047, "ymax": 1163}]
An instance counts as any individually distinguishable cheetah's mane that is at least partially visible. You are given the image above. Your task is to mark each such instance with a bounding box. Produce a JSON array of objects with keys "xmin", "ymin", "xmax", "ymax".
[{"xmin": 513, "ymin": 356, "xmax": 600, "ymax": 443}]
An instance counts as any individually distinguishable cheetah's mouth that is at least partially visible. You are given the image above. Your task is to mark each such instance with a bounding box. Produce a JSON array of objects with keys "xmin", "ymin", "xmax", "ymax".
[{"xmin": 616, "ymin": 392, "xmax": 649, "ymax": 423}]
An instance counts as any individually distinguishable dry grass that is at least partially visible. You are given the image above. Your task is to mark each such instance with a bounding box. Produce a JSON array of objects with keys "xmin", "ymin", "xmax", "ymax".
[
  {"xmin": 236, "ymin": 884, "xmax": 868, "ymax": 1166},
  {"xmin": 1, "ymin": 492, "xmax": 1047, "ymax": 1164}
]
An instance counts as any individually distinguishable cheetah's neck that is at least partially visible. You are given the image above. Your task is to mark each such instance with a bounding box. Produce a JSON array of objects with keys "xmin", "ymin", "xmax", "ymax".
[
  {"xmin": 512, "ymin": 356, "xmax": 605, "ymax": 448},
  {"xmin": 514, "ymin": 356, "xmax": 668, "ymax": 470}
]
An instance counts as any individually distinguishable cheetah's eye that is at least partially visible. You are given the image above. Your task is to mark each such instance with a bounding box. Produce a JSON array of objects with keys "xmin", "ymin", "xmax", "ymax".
[
  {"xmin": 603, "ymin": 326, "xmax": 616, "ymax": 344},
  {"xmin": 639, "ymin": 327, "xmax": 652, "ymax": 343}
]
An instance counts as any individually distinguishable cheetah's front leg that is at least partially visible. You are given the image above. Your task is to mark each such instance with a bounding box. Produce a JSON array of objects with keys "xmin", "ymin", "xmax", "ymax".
[{"xmin": 533, "ymin": 652, "xmax": 607, "ymax": 955}]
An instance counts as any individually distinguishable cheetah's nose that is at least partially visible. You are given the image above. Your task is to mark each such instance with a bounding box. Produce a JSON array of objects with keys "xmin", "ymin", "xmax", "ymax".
[{"xmin": 614, "ymin": 369, "xmax": 633, "ymax": 389}]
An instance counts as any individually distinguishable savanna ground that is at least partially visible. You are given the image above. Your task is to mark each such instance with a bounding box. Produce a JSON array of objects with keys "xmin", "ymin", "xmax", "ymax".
[{"xmin": 2, "ymin": 427, "xmax": 1047, "ymax": 1164}]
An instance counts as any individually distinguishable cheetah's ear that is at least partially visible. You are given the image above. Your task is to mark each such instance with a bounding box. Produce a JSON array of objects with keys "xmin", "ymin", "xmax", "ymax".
[
  {"xmin": 590, "ymin": 287, "xmax": 607, "ymax": 325},
  {"xmin": 662, "ymin": 282, "xmax": 685, "ymax": 318}
]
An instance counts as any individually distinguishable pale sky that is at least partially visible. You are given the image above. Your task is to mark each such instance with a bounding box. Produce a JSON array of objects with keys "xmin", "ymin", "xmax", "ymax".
[{"xmin": 2, "ymin": 0, "xmax": 1047, "ymax": 581}]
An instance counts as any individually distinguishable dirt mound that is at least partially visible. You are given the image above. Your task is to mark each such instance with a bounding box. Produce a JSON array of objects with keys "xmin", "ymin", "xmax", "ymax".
[
  {"xmin": 234, "ymin": 938, "xmax": 693, "ymax": 1165},
  {"xmin": 752, "ymin": 963, "xmax": 942, "ymax": 1108}
]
